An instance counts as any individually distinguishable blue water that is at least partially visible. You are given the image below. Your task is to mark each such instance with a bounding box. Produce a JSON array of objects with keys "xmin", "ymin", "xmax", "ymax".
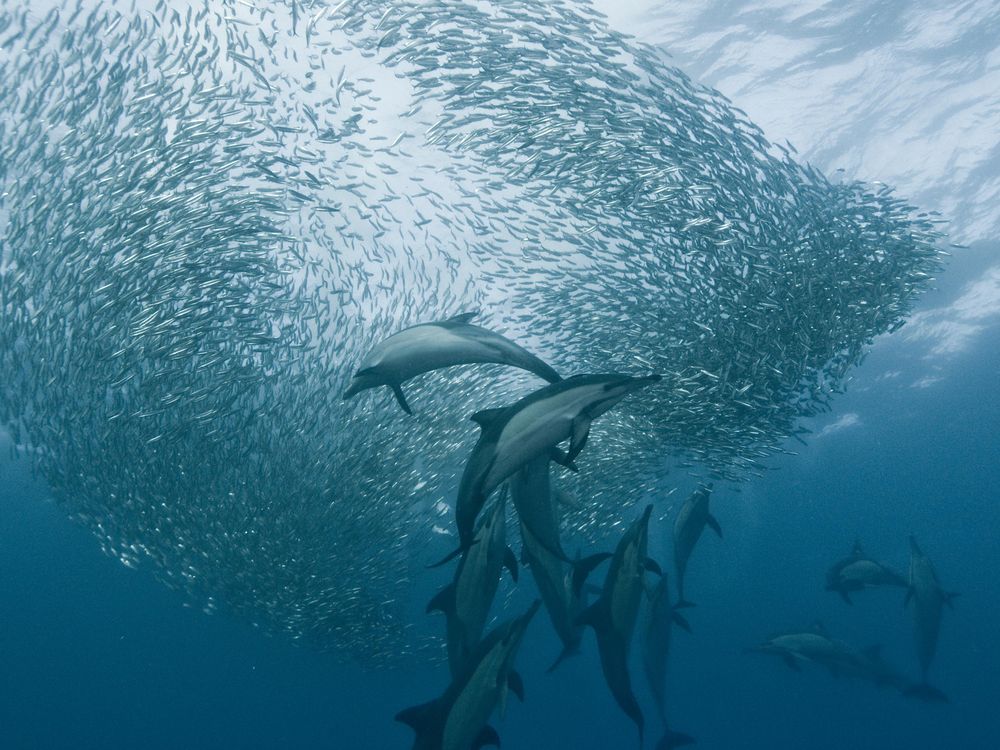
[
  {"xmin": 4, "ymin": 243, "xmax": 998, "ymax": 748},
  {"xmin": 4, "ymin": 1, "xmax": 1000, "ymax": 748}
]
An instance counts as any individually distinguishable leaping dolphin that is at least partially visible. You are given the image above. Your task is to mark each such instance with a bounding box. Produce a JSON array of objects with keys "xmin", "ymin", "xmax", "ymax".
[
  {"xmin": 395, "ymin": 600, "xmax": 540, "ymax": 750},
  {"xmin": 343, "ymin": 312, "xmax": 561, "ymax": 414},
  {"xmin": 575, "ymin": 504, "xmax": 662, "ymax": 748},
  {"xmin": 433, "ymin": 372, "xmax": 661, "ymax": 566},
  {"xmin": 905, "ymin": 536, "xmax": 957, "ymax": 701},
  {"xmin": 672, "ymin": 484, "xmax": 721, "ymax": 607}
]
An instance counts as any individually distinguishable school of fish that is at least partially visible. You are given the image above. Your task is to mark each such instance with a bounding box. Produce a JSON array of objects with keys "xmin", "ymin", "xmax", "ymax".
[{"xmin": 0, "ymin": 0, "xmax": 946, "ymax": 675}]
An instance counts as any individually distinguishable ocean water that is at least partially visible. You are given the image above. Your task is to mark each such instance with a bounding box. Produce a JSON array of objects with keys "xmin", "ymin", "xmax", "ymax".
[{"xmin": 2, "ymin": 1, "xmax": 999, "ymax": 749}]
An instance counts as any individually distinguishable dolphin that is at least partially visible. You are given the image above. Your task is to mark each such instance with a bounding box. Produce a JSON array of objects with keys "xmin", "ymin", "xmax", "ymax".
[
  {"xmin": 395, "ymin": 600, "xmax": 540, "ymax": 750},
  {"xmin": 748, "ymin": 624, "xmax": 938, "ymax": 699},
  {"xmin": 825, "ymin": 541, "xmax": 906, "ymax": 604},
  {"xmin": 343, "ymin": 311, "xmax": 561, "ymax": 414},
  {"xmin": 575, "ymin": 504, "xmax": 662, "ymax": 747},
  {"xmin": 509, "ymin": 456, "xmax": 587, "ymax": 670},
  {"xmin": 427, "ymin": 492, "xmax": 518, "ymax": 678},
  {"xmin": 904, "ymin": 536, "xmax": 956, "ymax": 700},
  {"xmin": 672, "ymin": 484, "xmax": 721, "ymax": 607},
  {"xmin": 433, "ymin": 373, "xmax": 662, "ymax": 566},
  {"xmin": 641, "ymin": 574, "xmax": 695, "ymax": 750}
]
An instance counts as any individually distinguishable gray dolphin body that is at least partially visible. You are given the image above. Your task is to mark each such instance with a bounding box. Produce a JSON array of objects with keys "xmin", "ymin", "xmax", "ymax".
[
  {"xmin": 749, "ymin": 625, "xmax": 944, "ymax": 700},
  {"xmin": 509, "ymin": 456, "xmax": 587, "ymax": 670},
  {"xmin": 343, "ymin": 312, "xmax": 561, "ymax": 414},
  {"xmin": 641, "ymin": 575, "xmax": 695, "ymax": 750},
  {"xmin": 439, "ymin": 373, "xmax": 661, "ymax": 564},
  {"xmin": 395, "ymin": 601, "xmax": 540, "ymax": 750},
  {"xmin": 427, "ymin": 494, "xmax": 518, "ymax": 678},
  {"xmin": 905, "ymin": 536, "xmax": 956, "ymax": 699},
  {"xmin": 576, "ymin": 504, "xmax": 661, "ymax": 747},
  {"xmin": 672, "ymin": 485, "xmax": 721, "ymax": 607},
  {"xmin": 826, "ymin": 541, "xmax": 906, "ymax": 604}
]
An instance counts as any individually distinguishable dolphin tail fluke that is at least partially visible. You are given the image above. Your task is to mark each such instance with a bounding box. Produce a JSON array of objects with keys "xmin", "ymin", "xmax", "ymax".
[
  {"xmin": 390, "ymin": 383, "xmax": 413, "ymax": 415},
  {"xmin": 472, "ymin": 724, "xmax": 501, "ymax": 749},
  {"xmin": 657, "ymin": 729, "xmax": 697, "ymax": 750},
  {"xmin": 903, "ymin": 682, "xmax": 950, "ymax": 703},
  {"xmin": 706, "ymin": 513, "xmax": 722, "ymax": 538},
  {"xmin": 546, "ymin": 641, "xmax": 582, "ymax": 673},
  {"xmin": 571, "ymin": 552, "xmax": 612, "ymax": 597}
]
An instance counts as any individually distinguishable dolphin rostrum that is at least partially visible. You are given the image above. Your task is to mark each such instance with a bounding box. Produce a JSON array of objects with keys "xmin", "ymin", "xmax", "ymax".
[
  {"xmin": 825, "ymin": 541, "xmax": 906, "ymax": 605},
  {"xmin": 509, "ymin": 456, "xmax": 587, "ymax": 671},
  {"xmin": 343, "ymin": 312, "xmax": 561, "ymax": 414},
  {"xmin": 575, "ymin": 504, "xmax": 662, "ymax": 747},
  {"xmin": 905, "ymin": 536, "xmax": 957, "ymax": 701},
  {"xmin": 395, "ymin": 600, "xmax": 540, "ymax": 750},
  {"xmin": 641, "ymin": 574, "xmax": 695, "ymax": 750},
  {"xmin": 672, "ymin": 484, "xmax": 721, "ymax": 607},
  {"xmin": 433, "ymin": 373, "xmax": 662, "ymax": 566},
  {"xmin": 427, "ymin": 491, "xmax": 518, "ymax": 678}
]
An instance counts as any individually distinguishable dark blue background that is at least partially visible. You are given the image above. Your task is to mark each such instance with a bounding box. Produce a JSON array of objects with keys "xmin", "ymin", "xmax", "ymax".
[{"xmin": 2, "ymin": 245, "xmax": 998, "ymax": 749}]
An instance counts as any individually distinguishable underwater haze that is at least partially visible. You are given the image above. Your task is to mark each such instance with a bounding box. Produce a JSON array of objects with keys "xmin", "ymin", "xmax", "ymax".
[{"xmin": 1, "ymin": 1, "xmax": 998, "ymax": 748}]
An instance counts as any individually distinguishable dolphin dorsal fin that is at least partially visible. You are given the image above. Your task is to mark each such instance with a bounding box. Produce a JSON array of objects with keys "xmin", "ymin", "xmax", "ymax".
[
  {"xmin": 811, "ymin": 620, "xmax": 829, "ymax": 636},
  {"xmin": 851, "ymin": 540, "xmax": 864, "ymax": 557},
  {"xmin": 470, "ymin": 408, "xmax": 504, "ymax": 429},
  {"xmin": 447, "ymin": 311, "xmax": 478, "ymax": 325}
]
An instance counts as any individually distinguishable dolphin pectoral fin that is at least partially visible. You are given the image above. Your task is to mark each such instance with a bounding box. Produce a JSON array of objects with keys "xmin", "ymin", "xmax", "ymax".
[
  {"xmin": 447, "ymin": 311, "xmax": 478, "ymax": 325},
  {"xmin": 707, "ymin": 513, "xmax": 723, "ymax": 538},
  {"xmin": 549, "ymin": 446, "xmax": 579, "ymax": 472},
  {"xmin": 394, "ymin": 699, "xmax": 437, "ymax": 731},
  {"xmin": 470, "ymin": 407, "xmax": 505, "ymax": 429},
  {"xmin": 671, "ymin": 609, "xmax": 692, "ymax": 634},
  {"xmin": 354, "ymin": 366, "xmax": 378, "ymax": 377},
  {"xmin": 566, "ymin": 416, "xmax": 592, "ymax": 463},
  {"xmin": 904, "ymin": 683, "xmax": 950, "ymax": 703},
  {"xmin": 507, "ymin": 670, "xmax": 525, "ymax": 702},
  {"xmin": 782, "ymin": 654, "xmax": 802, "ymax": 672},
  {"xmin": 644, "ymin": 558, "xmax": 663, "ymax": 576},
  {"xmin": 426, "ymin": 583, "xmax": 455, "ymax": 615},
  {"xmin": 903, "ymin": 587, "xmax": 914, "ymax": 608},
  {"xmin": 571, "ymin": 552, "xmax": 612, "ymax": 597},
  {"xmin": 503, "ymin": 545, "xmax": 519, "ymax": 583},
  {"xmin": 838, "ymin": 589, "xmax": 853, "ymax": 606},
  {"xmin": 390, "ymin": 383, "xmax": 413, "ymax": 415},
  {"xmin": 945, "ymin": 591, "xmax": 960, "ymax": 608},
  {"xmin": 472, "ymin": 725, "xmax": 500, "ymax": 749},
  {"xmin": 426, "ymin": 542, "xmax": 473, "ymax": 569}
]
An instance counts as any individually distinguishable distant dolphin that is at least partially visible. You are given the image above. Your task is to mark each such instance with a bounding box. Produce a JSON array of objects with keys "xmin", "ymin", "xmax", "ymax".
[
  {"xmin": 427, "ymin": 492, "xmax": 518, "ymax": 678},
  {"xmin": 575, "ymin": 504, "xmax": 662, "ymax": 748},
  {"xmin": 343, "ymin": 312, "xmax": 561, "ymax": 414},
  {"xmin": 672, "ymin": 485, "xmax": 721, "ymax": 607},
  {"xmin": 825, "ymin": 541, "xmax": 906, "ymax": 605},
  {"xmin": 509, "ymin": 456, "xmax": 587, "ymax": 670},
  {"xmin": 395, "ymin": 600, "xmax": 540, "ymax": 750},
  {"xmin": 433, "ymin": 373, "xmax": 662, "ymax": 566},
  {"xmin": 641, "ymin": 574, "xmax": 695, "ymax": 750},
  {"xmin": 905, "ymin": 536, "xmax": 957, "ymax": 700}
]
